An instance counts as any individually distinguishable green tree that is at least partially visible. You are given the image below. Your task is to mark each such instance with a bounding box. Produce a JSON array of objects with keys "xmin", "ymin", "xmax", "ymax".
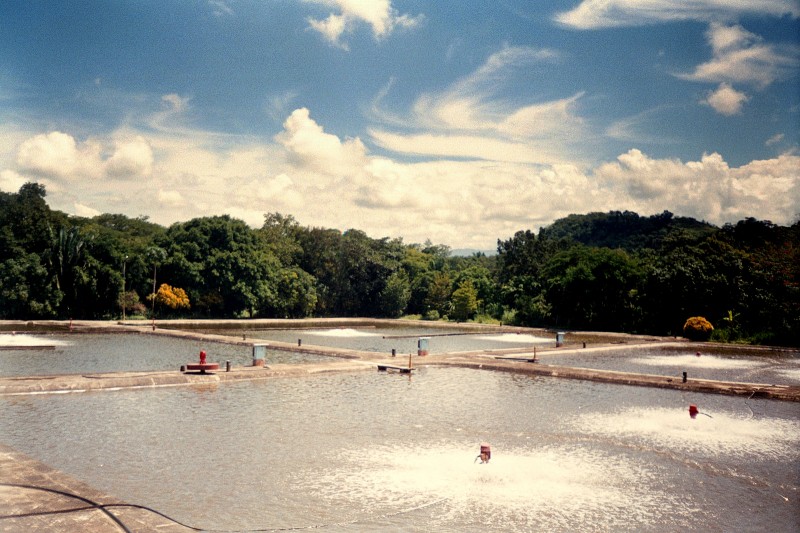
[
  {"xmin": 0, "ymin": 253, "xmax": 61, "ymax": 318},
  {"xmin": 379, "ymin": 270, "xmax": 411, "ymax": 318},
  {"xmin": 451, "ymin": 280, "xmax": 479, "ymax": 321},
  {"xmin": 542, "ymin": 245, "xmax": 643, "ymax": 331},
  {"xmin": 425, "ymin": 271, "xmax": 453, "ymax": 317}
]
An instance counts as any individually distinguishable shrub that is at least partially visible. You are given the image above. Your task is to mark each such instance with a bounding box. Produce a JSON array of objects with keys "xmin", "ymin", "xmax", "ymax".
[
  {"xmin": 501, "ymin": 308, "xmax": 518, "ymax": 326},
  {"xmin": 683, "ymin": 316, "xmax": 714, "ymax": 341},
  {"xmin": 423, "ymin": 310, "xmax": 440, "ymax": 321}
]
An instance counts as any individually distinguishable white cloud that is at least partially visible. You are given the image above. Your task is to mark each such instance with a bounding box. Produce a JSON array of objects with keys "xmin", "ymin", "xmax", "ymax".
[
  {"xmin": 157, "ymin": 189, "xmax": 186, "ymax": 208},
  {"xmin": 304, "ymin": 0, "xmax": 422, "ymax": 48},
  {"xmin": 14, "ymin": 131, "xmax": 154, "ymax": 182},
  {"xmin": 595, "ymin": 149, "xmax": 800, "ymax": 224},
  {"xmin": 606, "ymin": 106, "xmax": 680, "ymax": 144},
  {"xmin": 73, "ymin": 202, "xmax": 101, "ymax": 218},
  {"xmin": 16, "ymin": 131, "xmax": 103, "ymax": 179},
  {"xmin": 208, "ymin": 0, "xmax": 233, "ymax": 17},
  {"xmin": 308, "ymin": 13, "xmax": 349, "ymax": 49},
  {"xmin": 678, "ymin": 23, "xmax": 799, "ymax": 88},
  {"xmin": 161, "ymin": 93, "xmax": 189, "ymax": 113},
  {"xmin": 105, "ymin": 136, "xmax": 154, "ymax": 177},
  {"xmin": 704, "ymin": 83, "xmax": 749, "ymax": 115},
  {"xmin": 0, "ymin": 169, "xmax": 27, "ymax": 192},
  {"xmin": 555, "ymin": 0, "xmax": 799, "ymax": 29},
  {"xmin": 371, "ymin": 47, "xmax": 583, "ymax": 164},
  {"xmin": 766, "ymin": 133, "xmax": 785, "ymax": 146},
  {"xmin": 3, "ymin": 102, "xmax": 798, "ymax": 248},
  {"xmin": 274, "ymin": 107, "xmax": 368, "ymax": 175}
]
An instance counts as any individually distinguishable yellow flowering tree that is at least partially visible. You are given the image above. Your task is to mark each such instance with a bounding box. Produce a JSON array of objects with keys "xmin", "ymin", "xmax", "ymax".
[
  {"xmin": 149, "ymin": 283, "xmax": 190, "ymax": 311},
  {"xmin": 683, "ymin": 316, "xmax": 713, "ymax": 341}
]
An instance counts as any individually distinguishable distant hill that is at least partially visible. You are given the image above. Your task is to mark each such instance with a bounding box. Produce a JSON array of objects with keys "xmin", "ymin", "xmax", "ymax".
[
  {"xmin": 451, "ymin": 248, "xmax": 496, "ymax": 257},
  {"xmin": 538, "ymin": 210, "xmax": 717, "ymax": 250}
]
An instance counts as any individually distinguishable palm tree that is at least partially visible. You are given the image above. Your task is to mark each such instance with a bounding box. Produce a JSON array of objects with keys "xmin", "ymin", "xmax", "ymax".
[{"xmin": 146, "ymin": 246, "xmax": 167, "ymax": 318}]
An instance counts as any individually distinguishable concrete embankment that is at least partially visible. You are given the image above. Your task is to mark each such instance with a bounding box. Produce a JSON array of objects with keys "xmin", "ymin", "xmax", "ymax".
[
  {"xmin": 0, "ymin": 443, "xmax": 194, "ymax": 532},
  {"xmin": 0, "ymin": 360, "xmax": 376, "ymax": 396}
]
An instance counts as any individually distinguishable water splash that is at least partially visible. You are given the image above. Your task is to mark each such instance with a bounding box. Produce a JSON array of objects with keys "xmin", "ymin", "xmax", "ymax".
[
  {"xmin": 302, "ymin": 443, "xmax": 684, "ymax": 531},
  {"xmin": 0, "ymin": 334, "xmax": 67, "ymax": 347},
  {"xmin": 776, "ymin": 368, "xmax": 800, "ymax": 382},
  {"xmin": 576, "ymin": 407, "xmax": 800, "ymax": 459},
  {"xmin": 474, "ymin": 333, "xmax": 552, "ymax": 343},
  {"xmin": 630, "ymin": 354, "xmax": 764, "ymax": 370},
  {"xmin": 305, "ymin": 328, "xmax": 381, "ymax": 338}
]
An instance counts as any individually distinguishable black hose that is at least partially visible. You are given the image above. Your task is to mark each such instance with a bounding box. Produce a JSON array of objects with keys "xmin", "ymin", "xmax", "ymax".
[
  {"xmin": 0, "ymin": 482, "xmax": 132, "ymax": 533},
  {"xmin": 1, "ymin": 482, "xmax": 449, "ymax": 532}
]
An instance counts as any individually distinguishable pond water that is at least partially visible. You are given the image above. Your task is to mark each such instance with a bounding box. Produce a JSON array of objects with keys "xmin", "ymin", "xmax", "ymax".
[
  {"xmin": 0, "ymin": 328, "xmax": 557, "ymax": 377},
  {"xmin": 207, "ymin": 326, "xmax": 557, "ymax": 355},
  {"xmin": 0, "ymin": 334, "xmax": 256, "ymax": 376},
  {"xmin": 536, "ymin": 345, "xmax": 800, "ymax": 386},
  {"xmin": 1, "ymin": 367, "xmax": 797, "ymax": 532},
  {"xmin": 3, "ymin": 330, "xmax": 799, "ymax": 387}
]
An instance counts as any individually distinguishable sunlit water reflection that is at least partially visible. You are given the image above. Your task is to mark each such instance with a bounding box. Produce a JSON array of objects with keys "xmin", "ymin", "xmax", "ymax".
[{"xmin": 1, "ymin": 368, "xmax": 797, "ymax": 532}]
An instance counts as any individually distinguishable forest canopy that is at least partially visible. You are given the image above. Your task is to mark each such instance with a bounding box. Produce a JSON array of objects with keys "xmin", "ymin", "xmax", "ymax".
[{"xmin": 1, "ymin": 183, "xmax": 797, "ymax": 346}]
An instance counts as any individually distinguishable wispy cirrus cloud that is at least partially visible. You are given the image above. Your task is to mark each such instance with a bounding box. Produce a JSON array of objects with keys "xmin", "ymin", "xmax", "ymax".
[
  {"xmin": 370, "ymin": 46, "xmax": 585, "ymax": 164},
  {"xmin": 554, "ymin": 0, "xmax": 799, "ymax": 29}
]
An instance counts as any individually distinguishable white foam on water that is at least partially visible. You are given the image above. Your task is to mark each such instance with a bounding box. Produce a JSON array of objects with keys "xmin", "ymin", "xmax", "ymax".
[
  {"xmin": 0, "ymin": 334, "xmax": 67, "ymax": 347},
  {"xmin": 305, "ymin": 328, "xmax": 380, "ymax": 338},
  {"xmin": 776, "ymin": 368, "xmax": 800, "ymax": 382},
  {"xmin": 302, "ymin": 443, "xmax": 683, "ymax": 531},
  {"xmin": 630, "ymin": 354, "xmax": 763, "ymax": 370},
  {"xmin": 474, "ymin": 333, "xmax": 552, "ymax": 343},
  {"xmin": 577, "ymin": 407, "xmax": 800, "ymax": 459}
]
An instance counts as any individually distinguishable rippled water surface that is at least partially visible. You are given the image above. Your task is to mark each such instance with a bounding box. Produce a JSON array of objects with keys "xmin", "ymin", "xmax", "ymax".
[
  {"xmin": 536, "ymin": 345, "xmax": 800, "ymax": 385},
  {"xmin": 0, "ymin": 333, "xmax": 326, "ymax": 376},
  {"xmin": 1, "ymin": 367, "xmax": 797, "ymax": 532},
  {"xmin": 213, "ymin": 326, "xmax": 557, "ymax": 354}
]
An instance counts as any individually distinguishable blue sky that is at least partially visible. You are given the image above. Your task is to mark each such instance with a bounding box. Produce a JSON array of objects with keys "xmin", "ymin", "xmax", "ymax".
[{"xmin": 1, "ymin": 0, "xmax": 798, "ymax": 249}]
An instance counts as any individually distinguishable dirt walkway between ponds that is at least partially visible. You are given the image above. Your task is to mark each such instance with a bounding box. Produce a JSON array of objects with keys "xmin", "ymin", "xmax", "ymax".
[{"xmin": 0, "ymin": 360, "xmax": 376, "ymax": 396}]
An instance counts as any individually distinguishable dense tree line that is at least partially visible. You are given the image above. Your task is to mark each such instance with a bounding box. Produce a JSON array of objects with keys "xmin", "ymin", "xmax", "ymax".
[{"xmin": 1, "ymin": 184, "xmax": 797, "ymax": 346}]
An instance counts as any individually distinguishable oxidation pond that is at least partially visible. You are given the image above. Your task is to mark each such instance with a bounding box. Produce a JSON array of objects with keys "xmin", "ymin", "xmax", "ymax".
[
  {"xmin": 0, "ymin": 333, "xmax": 324, "ymax": 377},
  {"xmin": 0, "ymin": 367, "xmax": 797, "ymax": 532},
  {"xmin": 536, "ymin": 345, "xmax": 800, "ymax": 386},
  {"xmin": 204, "ymin": 326, "xmax": 558, "ymax": 355}
]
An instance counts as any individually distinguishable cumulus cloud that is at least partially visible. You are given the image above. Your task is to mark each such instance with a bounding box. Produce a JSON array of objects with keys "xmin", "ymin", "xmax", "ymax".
[
  {"xmin": 157, "ymin": 189, "xmax": 186, "ymax": 208},
  {"xmin": 304, "ymin": 0, "xmax": 422, "ymax": 48},
  {"xmin": 704, "ymin": 83, "xmax": 749, "ymax": 115},
  {"xmin": 0, "ymin": 169, "xmax": 27, "ymax": 192},
  {"xmin": 308, "ymin": 13, "xmax": 348, "ymax": 49},
  {"xmin": 275, "ymin": 107, "xmax": 368, "ymax": 175},
  {"xmin": 678, "ymin": 23, "xmax": 799, "ymax": 88},
  {"xmin": 14, "ymin": 131, "xmax": 154, "ymax": 181},
  {"xmin": 73, "ymin": 202, "xmax": 101, "ymax": 218},
  {"xmin": 105, "ymin": 136, "xmax": 154, "ymax": 177},
  {"xmin": 16, "ymin": 131, "xmax": 102, "ymax": 179},
  {"xmin": 3, "ymin": 102, "xmax": 798, "ymax": 248},
  {"xmin": 594, "ymin": 149, "xmax": 800, "ymax": 224},
  {"xmin": 555, "ymin": 0, "xmax": 799, "ymax": 29}
]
